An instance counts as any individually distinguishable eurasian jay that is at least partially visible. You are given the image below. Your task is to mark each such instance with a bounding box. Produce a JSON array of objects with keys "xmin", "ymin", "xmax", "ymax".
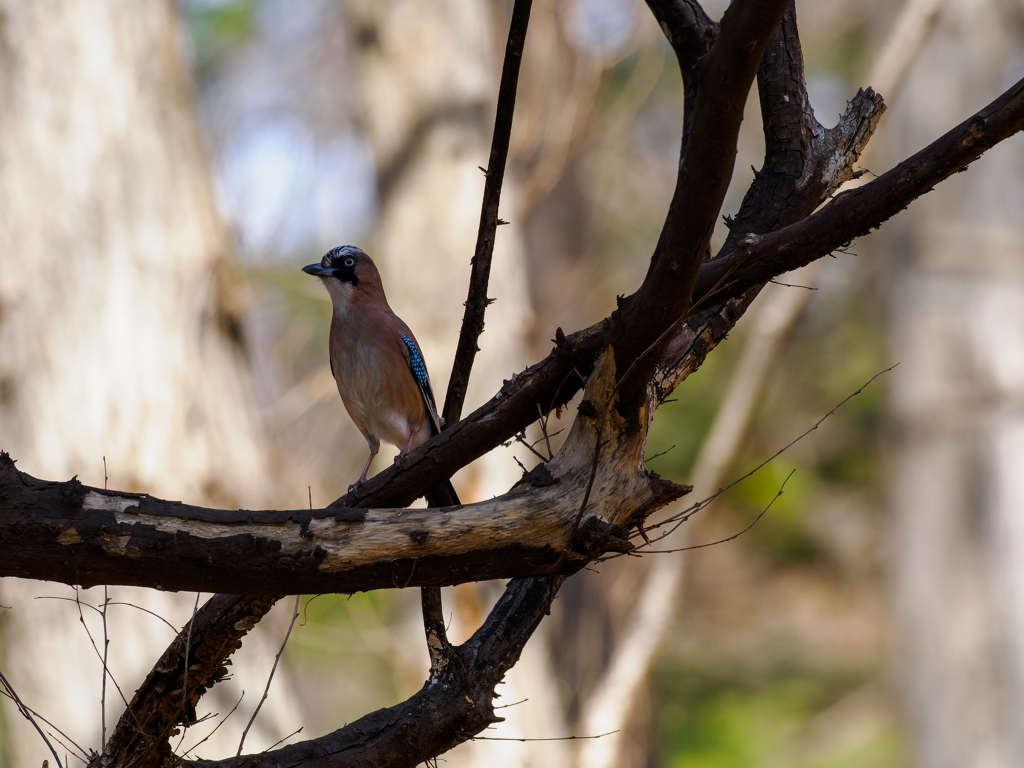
[{"xmin": 302, "ymin": 245, "xmax": 459, "ymax": 507}]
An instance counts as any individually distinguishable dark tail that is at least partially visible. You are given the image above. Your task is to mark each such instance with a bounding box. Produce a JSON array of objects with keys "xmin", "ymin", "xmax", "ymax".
[{"xmin": 425, "ymin": 479, "xmax": 460, "ymax": 508}]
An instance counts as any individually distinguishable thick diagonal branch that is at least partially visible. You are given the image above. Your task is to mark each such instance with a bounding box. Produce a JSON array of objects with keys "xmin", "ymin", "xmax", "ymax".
[
  {"xmin": 187, "ymin": 576, "xmax": 563, "ymax": 768},
  {"xmin": 609, "ymin": 0, "xmax": 790, "ymax": 416}
]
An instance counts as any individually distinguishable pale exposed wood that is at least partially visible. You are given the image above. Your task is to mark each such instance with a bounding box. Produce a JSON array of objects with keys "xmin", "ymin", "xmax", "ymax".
[{"xmin": 1, "ymin": 371, "xmax": 687, "ymax": 592}]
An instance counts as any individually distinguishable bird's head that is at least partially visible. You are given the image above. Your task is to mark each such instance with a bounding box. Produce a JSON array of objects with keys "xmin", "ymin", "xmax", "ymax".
[{"xmin": 302, "ymin": 245, "xmax": 383, "ymax": 312}]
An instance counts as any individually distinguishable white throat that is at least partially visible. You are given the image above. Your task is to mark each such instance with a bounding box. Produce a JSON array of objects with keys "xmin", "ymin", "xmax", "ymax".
[{"xmin": 322, "ymin": 278, "xmax": 355, "ymax": 319}]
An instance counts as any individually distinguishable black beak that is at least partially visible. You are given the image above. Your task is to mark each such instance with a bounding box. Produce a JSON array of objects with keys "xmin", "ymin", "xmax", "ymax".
[{"xmin": 302, "ymin": 264, "xmax": 332, "ymax": 277}]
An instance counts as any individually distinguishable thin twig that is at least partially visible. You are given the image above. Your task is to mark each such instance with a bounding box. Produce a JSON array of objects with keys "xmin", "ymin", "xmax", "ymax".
[
  {"xmin": 635, "ymin": 468, "xmax": 794, "ymax": 555},
  {"xmin": 469, "ymin": 730, "xmax": 618, "ymax": 742},
  {"xmin": 645, "ymin": 444, "xmax": 676, "ymax": 463},
  {"xmin": 442, "ymin": 0, "xmax": 534, "ymax": 426},
  {"xmin": 34, "ymin": 596, "xmax": 178, "ymax": 633},
  {"xmin": 73, "ymin": 588, "xmax": 133, "ymax": 714},
  {"xmin": 260, "ymin": 727, "xmax": 303, "ymax": 754},
  {"xmin": 101, "ymin": 586, "xmax": 109, "ymax": 744},
  {"xmin": 235, "ymin": 596, "xmax": 301, "ymax": 762},
  {"xmin": 101, "ymin": 460, "xmax": 110, "ymax": 745},
  {"xmin": 514, "ymin": 432, "xmax": 549, "ymax": 462},
  {"xmin": 769, "ymin": 279, "xmax": 816, "ymax": 290},
  {"xmin": 537, "ymin": 403, "xmax": 554, "ymax": 459},
  {"xmin": 0, "ymin": 689, "xmax": 90, "ymax": 762},
  {"xmin": 182, "ymin": 593, "xmax": 201, "ymax": 712},
  {"xmin": 177, "ymin": 692, "xmax": 245, "ymax": 761},
  {"xmin": 493, "ymin": 698, "xmax": 529, "ymax": 709},
  {"xmin": 0, "ymin": 669, "xmax": 65, "ymax": 768},
  {"xmin": 646, "ymin": 363, "xmax": 898, "ymax": 537}
]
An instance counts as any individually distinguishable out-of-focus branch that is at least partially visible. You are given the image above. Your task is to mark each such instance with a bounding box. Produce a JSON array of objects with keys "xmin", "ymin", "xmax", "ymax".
[
  {"xmin": 444, "ymin": 0, "xmax": 533, "ymax": 427},
  {"xmin": 868, "ymin": 0, "xmax": 947, "ymax": 101}
]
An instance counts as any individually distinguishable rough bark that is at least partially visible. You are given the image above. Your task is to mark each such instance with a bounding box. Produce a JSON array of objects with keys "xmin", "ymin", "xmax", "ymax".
[{"xmin": 0, "ymin": 450, "xmax": 678, "ymax": 595}]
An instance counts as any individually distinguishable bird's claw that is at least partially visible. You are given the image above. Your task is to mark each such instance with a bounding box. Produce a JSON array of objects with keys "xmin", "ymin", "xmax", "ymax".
[{"xmin": 348, "ymin": 481, "xmax": 363, "ymax": 499}]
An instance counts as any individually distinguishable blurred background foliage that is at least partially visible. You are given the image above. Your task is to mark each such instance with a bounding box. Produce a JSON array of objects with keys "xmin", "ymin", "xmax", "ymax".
[
  {"xmin": 4, "ymin": 0, "xmax": 1021, "ymax": 763},
  {"xmin": 176, "ymin": 0, "xmax": 901, "ymax": 765}
]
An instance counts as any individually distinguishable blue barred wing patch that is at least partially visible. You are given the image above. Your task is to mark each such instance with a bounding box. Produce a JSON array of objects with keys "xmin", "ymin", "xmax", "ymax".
[{"xmin": 400, "ymin": 335, "xmax": 430, "ymax": 389}]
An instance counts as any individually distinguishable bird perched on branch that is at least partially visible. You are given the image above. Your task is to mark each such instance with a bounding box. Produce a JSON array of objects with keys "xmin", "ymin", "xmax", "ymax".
[{"xmin": 302, "ymin": 245, "xmax": 459, "ymax": 507}]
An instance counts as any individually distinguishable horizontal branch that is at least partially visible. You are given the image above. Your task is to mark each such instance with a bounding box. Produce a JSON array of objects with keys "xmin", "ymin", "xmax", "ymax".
[{"xmin": 0, "ymin": 447, "xmax": 687, "ymax": 595}]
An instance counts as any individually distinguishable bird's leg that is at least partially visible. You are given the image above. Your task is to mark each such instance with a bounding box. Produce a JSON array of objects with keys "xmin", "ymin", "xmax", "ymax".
[
  {"xmin": 349, "ymin": 448, "xmax": 378, "ymax": 495},
  {"xmin": 393, "ymin": 427, "xmax": 420, "ymax": 468}
]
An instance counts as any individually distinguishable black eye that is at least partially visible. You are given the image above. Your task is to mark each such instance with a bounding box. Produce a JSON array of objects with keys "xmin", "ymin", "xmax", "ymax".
[{"xmin": 344, "ymin": 258, "xmax": 355, "ymax": 267}]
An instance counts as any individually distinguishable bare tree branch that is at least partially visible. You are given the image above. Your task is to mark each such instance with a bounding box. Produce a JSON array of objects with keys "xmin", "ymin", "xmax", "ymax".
[
  {"xmin": 643, "ymin": 0, "xmax": 718, "ymax": 150},
  {"xmin": 693, "ymin": 75, "xmax": 1024, "ymax": 312},
  {"xmin": 93, "ymin": 593, "xmax": 281, "ymax": 768},
  {"xmin": 184, "ymin": 577, "xmax": 564, "ymax": 768},
  {"xmin": 334, "ymin": 74, "xmax": 1020, "ymax": 522},
  {"xmin": 444, "ymin": 0, "xmax": 533, "ymax": 427},
  {"xmin": 607, "ymin": 0, "xmax": 790, "ymax": 415},
  {"xmin": 0, "ymin": 450, "xmax": 681, "ymax": 594},
  {"xmin": 10, "ymin": 6, "xmax": 1024, "ymax": 768}
]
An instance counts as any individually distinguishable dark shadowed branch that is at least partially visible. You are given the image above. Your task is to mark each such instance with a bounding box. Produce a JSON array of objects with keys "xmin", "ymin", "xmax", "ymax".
[
  {"xmin": 91, "ymin": 594, "xmax": 280, "ymax": 768},
  {"xmin": 643, "ymin": 0, "xmax": 718, "ymax": 151},
  {"xmin": 187, "ymin": 577, "xmax": 564, "ymax": 768},
  {"xmin": 692, "ymin": 74, "xmax": 1024, "ymax": 312},
  {"xmin": 609, "ymin": 0, "xmax": 790, "ymax": 415}
]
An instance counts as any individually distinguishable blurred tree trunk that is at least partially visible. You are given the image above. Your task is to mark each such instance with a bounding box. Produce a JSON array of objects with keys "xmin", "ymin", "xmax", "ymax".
[
  {"xmin": 884, "ymin": 0, "xmax": 1024, "ymax": 765},
  {"xmin": 0, "ymin": 2, "xmax": 296, "ymax": 763}
]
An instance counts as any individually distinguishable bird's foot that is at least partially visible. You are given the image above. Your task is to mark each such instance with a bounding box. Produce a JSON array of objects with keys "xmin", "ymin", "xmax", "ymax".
[
  {"xmin": 393, "ymin": 452, "xmax": 409, "ymax": 469},
  {"xmin": 347, "ymin": 480, "xmax": 364, "ymax": 498}
]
